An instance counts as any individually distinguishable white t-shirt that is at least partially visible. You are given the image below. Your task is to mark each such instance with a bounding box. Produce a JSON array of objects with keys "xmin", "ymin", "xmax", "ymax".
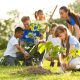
[
  {"xmin": 47, "ymin": 35, "xmax": 61, "ymax": 46},
  {"xmin": 4, "ymin": 36, "xmax": 18, "ymax": 57}
]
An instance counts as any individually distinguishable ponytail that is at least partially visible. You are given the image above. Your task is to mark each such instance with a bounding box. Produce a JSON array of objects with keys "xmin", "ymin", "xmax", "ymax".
[{"xmin": 68, "ymin": 10, "xmax": 80, "ymax": 26}]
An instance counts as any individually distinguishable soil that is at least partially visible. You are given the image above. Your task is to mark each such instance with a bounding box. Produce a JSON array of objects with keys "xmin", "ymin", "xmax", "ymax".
[
  {"xmin": 27, "ymin": 66, "xmax": 52, "ymax": 75},
  {"xmin": 17, "ymin": 66, "xmax": 53, "ymax": 75}
]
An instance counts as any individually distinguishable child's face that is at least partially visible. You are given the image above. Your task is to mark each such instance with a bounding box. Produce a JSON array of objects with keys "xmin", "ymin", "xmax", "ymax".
[
  {"xmin": 50, "ymin": 27, "xmax": 55, "ymax": 35},
  {"xmin": 59, "ymin": 9, "xmax": 68, "ymax": 20},
  {"xmin": 38, "ymin": 12, "xmax": 45, "ymax": 20},
  {"xmin": 23, "ymin": 20, "xmax": 30, "ymax": 29},
  {"xmin": 58, "ymin": 32, "xmax": 66, "ymax": 40},
  {"xmin": 16, "ymin": 31, "xmax": 23, "ymax": 38}
]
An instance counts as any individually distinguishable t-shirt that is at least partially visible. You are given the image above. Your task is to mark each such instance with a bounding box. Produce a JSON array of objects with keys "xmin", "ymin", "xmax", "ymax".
[
  {"xmin": 47, "ymin": 35, "xmax": 61, "ymax": 46},
  {"xmin": 69, "ymin": 36, "xmax": 80, "ymax": 49},
  {"xmin": 66, "ymin": 16, "xmax": 76, "ymax": 26},
  {"xmin": 4, "ymin": 36, "xmax": 18, "ymax": 57},
  {"xmin": 20, "ymin": 29, "xmax": 41, "ymax": 46}
]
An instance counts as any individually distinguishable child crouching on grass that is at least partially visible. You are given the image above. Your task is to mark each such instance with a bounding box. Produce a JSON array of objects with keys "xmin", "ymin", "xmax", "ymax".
[
  {"xmin": 3, "ymin": 27, "xmax": 29, "ymax": 66},
  {"xmin": 44, "ymin": 23, "xmax": 61, "ymax": 67},
  {"xmin": 54, "ymin": 25, "xmax": 80, "ymax": 72}
]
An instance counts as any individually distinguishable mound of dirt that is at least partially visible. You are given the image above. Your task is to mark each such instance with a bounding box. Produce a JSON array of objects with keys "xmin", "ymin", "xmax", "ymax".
[
  {"xmin": 27, "ymin": 66, "xmax": 52, "ymax": 75},
  {"xmin": 10, "ymin": 66, "xmax": 53, "ymax": 75}
]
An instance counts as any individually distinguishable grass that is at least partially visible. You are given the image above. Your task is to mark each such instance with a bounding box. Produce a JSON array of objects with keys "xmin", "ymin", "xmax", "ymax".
[{"xmin": 0, "ymin": 50, "xmax": 80, "ymax": 80}]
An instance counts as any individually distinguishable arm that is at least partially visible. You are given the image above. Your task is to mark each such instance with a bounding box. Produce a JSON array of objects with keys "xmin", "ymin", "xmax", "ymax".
[
  {"xmin": 15, "ymin": 44, "xmax": 29, "ymax": 57},
  {"xmin": 67, "ymin": 23, "xmax": 73, "ymax": 34},
  {"xmin": 73, "ymin": 24, "xmax": 80, "ymax": 40},
  {"xmin": 45, "ymin": 26, "xmax": 49, "ymax": 33},
  {"xmin": 20, "ymin": 41, "xmax": 25, "ymax": 46},
  {"xmin": 70, "ymin": 44, "xmax": 75, "ymax": 50}
]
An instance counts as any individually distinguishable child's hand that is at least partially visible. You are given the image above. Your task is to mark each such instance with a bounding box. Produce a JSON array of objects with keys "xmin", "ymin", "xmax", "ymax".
[
  {"xmin": 62, "ymin": 54, "xmax": 66, "ymax": 58},
  {"xmin": 39, "ymin": 40, "xmax": 46, "ymax": 43},
  {"xmin": 24, "ymin": 51, "xmax": 29, "ymax": 59},
  {"xmin": 24, "ymin": 51, "xmax": 29, "ymax": 57}
]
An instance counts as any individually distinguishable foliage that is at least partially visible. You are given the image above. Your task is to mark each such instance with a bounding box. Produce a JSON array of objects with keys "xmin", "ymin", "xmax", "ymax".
[
  {"xmin": 68, "ymin": 0, "xmax": 80, "ymax": 13},
  {"xmin": 7, "ymin": 9, "xmax": 20, "ymax": 19},
  {"xmin": 70, "ymin": 49, "xmax": 80, "ymax": 58},
  {"xmin": 38, "ymin": 41, "xmax": 66, "ymax": 58},
  {"xmin": 54, "ymin": 18, "xmax": 67, "ymax": 26},
  {"xmin": 30, "ymin": 22, "xmax": 52, "ymax": 33},
  {"xmin": 0, "ymin": 18, "xmax": 14, "ymax": 50},
  {"xmin": 0, "ymin": 9, "xmax": 20, "ymax": 50},
  {"xmin": 64, "ymin": 49, "xmax": 80, "ymax": 64}
]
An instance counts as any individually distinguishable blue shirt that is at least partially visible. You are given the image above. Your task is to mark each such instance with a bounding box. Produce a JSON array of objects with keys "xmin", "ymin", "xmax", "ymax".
[
  {"xmin": 20, "ymin": 29, "xmax": 41, "ymax": 46},
  {"xmin": 66, "ymin": 16, "xmax": 76, "ymax": 26},
  {"xmin": 69, "ymin": 36, "xmax": 80, "ymax": 49}
]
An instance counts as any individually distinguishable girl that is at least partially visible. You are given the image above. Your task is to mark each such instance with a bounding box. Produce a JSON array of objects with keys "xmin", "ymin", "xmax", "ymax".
[
  {"xmin": 54, "ymin": 25, "xmax": 80, "ymax": 71},
  {"xmin": 48, "ymin": 23, "xmax": 61, "ymax": 46},
  {"xmin": 44, "ymin": 23, "xmax": 61, "ymax": 66},
  {"xmin": 59, "ymin": 6, "xmax": 80, "ymax": 41}
]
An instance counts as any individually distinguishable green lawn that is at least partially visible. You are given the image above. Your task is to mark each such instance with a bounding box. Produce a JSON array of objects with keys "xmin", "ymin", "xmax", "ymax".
[{"xmin": 0, "ymin": 50, "xmax": 80, "ymax": 80}]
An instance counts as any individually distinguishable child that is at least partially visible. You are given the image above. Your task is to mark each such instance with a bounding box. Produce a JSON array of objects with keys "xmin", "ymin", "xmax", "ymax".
[
  {"xmin": 20, "ymin": 16, "xmax": 42, "ymax": 66},
  {"xmin": 33, "ymin": 10, "xmax": 49, "ymax": 67},
  {"xmin": 48, "ymin": 23, "xmax": 61, "ymax": 46},
  {"xmin": 44, "ymin": 23, "xmax": 61, "ymax": 66},
  {"xmin": 54, "ymin": 25, "xmax": 80, "ymax": 71},
  {"xmin": 3, "ymin": 27, "xmax": 29, "ymax": 66}
]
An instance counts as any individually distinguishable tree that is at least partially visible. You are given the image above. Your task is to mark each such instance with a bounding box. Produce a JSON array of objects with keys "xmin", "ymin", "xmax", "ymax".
[
  {"xmin": 0, "ymin": 9, "xmax": 20, "ymax": 50},
  {"xmin": 0, "ymin": 18, "xmax": 14, "ymax": 50},
  {"xmin": 68, "ymin": 0, "xmax": 80, "ymax": 14},
  {"xmin": 7, "ymin": 9, "xmax": 20, "ymax": 19}
]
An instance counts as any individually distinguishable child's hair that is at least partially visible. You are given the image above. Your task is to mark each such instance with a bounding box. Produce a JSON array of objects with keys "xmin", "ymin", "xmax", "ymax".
[
  {"xmin": 51, "ymin": 23, "xmax": 58, "ymax": 29},
  {"xmin": 21, "ymin": 16, "xmax": 30, "ymax": 22},
  {"xmin": 60, "ymin": 6, "xmax": 80, "ymax": 26},
  {"xmin": 34, "ymin": 11, "xmax": 38, "ymax": 19},
  {"xmin": 15, "ymin": 27, "xmax": 24, "ymax": 33},
  {"xmin": 37, "ymin": 10, "xmax": 43, "ymax": 15},
  {"xmin": 54, "ymin": 25, "xmax": 66, "ymax": 37},
  {"xmin": 49, "ymin": 23, "xmax": 57, "ymax": 33}
]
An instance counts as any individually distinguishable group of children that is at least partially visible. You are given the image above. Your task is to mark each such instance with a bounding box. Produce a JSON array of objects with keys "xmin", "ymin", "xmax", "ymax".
[
  {"xmin": 3, "ymin": 9, "xmax": 46, "ymax": 66},
  {"xmin": 2, "ymin": 6, "xmax": 80, "ymax": 72}
]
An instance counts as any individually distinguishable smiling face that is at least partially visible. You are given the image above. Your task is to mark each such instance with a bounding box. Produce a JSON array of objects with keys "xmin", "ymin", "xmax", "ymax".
[
  {"xmin": 59, "ymin": 9, "xmax": 68, "ymax": 20},
  {"xmin": 15, "ymin": 31, "xmax": 24, "ymax": 38},
  {"xmin": 23, "ymin": 20, "xmax": 30, "ymax": 29},
  {"xmin": 38, "ymin": 12, "xmax": 44, "ymax": 20},
  {"xmin": 21, "ymin": 16, "xmax": 31, "ymax": 29},
  {"xmin": 37, "ymin": 10, "xmax": 45, "ymax": 21},
  {"xmin": 58, "ymin": 31, "xmax": 66, "ymax": 40},
  {"xmin": 54, "ymin": 26, "xmax": 67, "ymax": 41}
]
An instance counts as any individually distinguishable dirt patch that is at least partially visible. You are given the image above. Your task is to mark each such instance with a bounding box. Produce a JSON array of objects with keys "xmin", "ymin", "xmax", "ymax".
[
  {"xmin": 27, "ymin": 66, "xmax": 53, "ymax": 75},
  {"xmin": 15, "ymin": 66, "xmax": 53, "ymax": 75}
]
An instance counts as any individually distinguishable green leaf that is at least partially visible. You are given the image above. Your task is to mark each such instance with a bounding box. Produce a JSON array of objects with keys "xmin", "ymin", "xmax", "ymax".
[
  {"xmin": 38, "ymin": 43, "xmax": 45, "ymax": 54},
  {"xmin": 76, "ymin": 49, "xmax": 80, "ymax": 56}
]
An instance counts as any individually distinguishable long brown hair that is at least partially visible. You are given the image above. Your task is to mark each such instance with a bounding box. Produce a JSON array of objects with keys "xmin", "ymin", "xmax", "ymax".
[
  {"xmin": 60, "ymin": 6, "xmax": 80, "ymax": 26},
  {"xmin": 54, "ymin": 26, "xmax": 70, "ymax": 55},
  {"xmin": 54, "ymin": 26, "xmax": 66, "ymax": 37}
]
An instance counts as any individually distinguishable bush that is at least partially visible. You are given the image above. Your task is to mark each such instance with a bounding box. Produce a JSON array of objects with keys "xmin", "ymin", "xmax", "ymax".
[{"xmin": 0, "ymin": 38, "xmax": 8, "ymax": 50}]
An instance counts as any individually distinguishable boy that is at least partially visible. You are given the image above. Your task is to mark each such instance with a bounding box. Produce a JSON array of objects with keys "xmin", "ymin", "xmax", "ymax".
[
  {"xmin": 3, "ymin": 27, "xmax": 29, "ymax": 66},
  {"xmin": 20, "ymin": 16, "xmax": 41, "ymax": 66}
]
